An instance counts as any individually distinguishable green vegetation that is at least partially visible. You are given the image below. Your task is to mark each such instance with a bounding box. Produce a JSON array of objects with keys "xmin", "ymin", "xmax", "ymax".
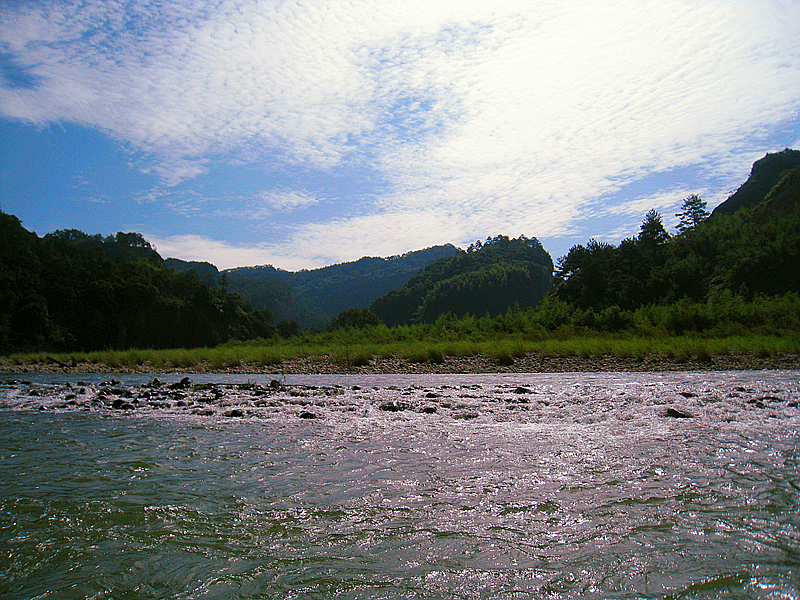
[
  {"xmin": 0, "ymin": 216, "xmax": 273, "ymax": 353},
  {"xmin": 370, "ymin": 235, "xmax": 553, "ymax": 326},
  {"xmin": 222, "ymin": 244, "xmax": 460, "ymax": 328},
  {"xmin": 6, "ymin": 293, "xmax": 798, "ymax": 370},
  {"xmin": 2, "ymin": 149, "xmax": 799, "ymax": 370}
]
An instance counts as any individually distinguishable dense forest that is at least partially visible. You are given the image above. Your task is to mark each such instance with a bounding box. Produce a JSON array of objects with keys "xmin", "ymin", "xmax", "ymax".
[
  {"xmin": 370, "ymin": 235, "xmax": 554, "ymax": 326},
  {"xmin": 0, "ymin": 217, "xmax": 272, "ymax": 353},
  {"xmin": 220, "ymin": 244, "xmax": 460, "ymax": 329},
  {"xmin": 541, "ymin": 149, "xmax": 800, "ymax": 333},
  {"xmin": 1, "ymin": 149, "xmax": 798, "ymax": 355},
  {"xmin": 556, "ymin": 151, "xmax": 800, "ymax": 306}
]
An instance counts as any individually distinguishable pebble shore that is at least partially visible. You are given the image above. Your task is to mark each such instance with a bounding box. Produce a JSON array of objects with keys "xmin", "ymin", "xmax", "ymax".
[{"xmin": 2, "ymin": 352, "xmax": 798, "ymax": 375}]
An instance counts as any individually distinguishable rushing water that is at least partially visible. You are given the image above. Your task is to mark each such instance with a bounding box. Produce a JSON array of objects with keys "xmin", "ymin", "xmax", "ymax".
[{"xmin": 0, "ymin": 370, "xmax": 798, "ymax": 600}]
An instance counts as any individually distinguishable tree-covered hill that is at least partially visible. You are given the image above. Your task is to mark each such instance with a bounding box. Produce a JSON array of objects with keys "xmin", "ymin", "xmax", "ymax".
[
  {"xmin": 369, "ymin": 235, "xmax": 554, "ymax": 326},
  {"xmin": 164, "ymin": 258, "xmax": 220, "ymax": 280},
  {"xmin": 553, "ymin": 152, "xmax": 800, "ymax": 317},
  {"xmin": 0, "ymin": 215, "xmax": 271, "ymax": 352},
  {"xmin": 223, "ymin": 244, "xmax": 461, "ymax": 329},
  {"xmin": 712, "ymin": 148, "xmax": 800, "ymax": 216}
]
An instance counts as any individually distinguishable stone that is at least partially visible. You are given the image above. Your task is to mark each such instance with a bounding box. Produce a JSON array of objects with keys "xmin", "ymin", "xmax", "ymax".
[
  {"xmin": 379, "ymin": 401, "xmax": 410, "ymax": 412},
  {"xmin": 666, "ymin": 407, "xmax": 693, "ymax": 419}
]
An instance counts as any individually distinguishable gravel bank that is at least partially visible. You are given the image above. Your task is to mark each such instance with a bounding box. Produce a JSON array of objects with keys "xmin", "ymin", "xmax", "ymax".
[{"xmin": 3, "ymin": 352, "xmax": 798, "ymax": 375}]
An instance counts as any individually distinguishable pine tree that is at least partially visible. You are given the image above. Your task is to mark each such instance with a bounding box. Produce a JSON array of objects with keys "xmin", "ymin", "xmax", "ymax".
[
  {"xmin": 638, "ymin": 209, "xmax": 670, "ymax": 245},
  {"xmin": 676, "ymin": 194, "xmax": 709, "ymax": 233}
]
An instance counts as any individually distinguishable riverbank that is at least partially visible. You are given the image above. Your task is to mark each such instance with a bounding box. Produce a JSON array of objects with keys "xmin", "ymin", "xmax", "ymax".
[{"xmin": 3, "ymin": 351, "xmax": 799, "ymax": 375}]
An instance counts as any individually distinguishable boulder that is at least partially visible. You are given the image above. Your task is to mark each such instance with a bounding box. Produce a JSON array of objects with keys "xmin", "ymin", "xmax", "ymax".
[{"xmin": 666, "ymin": 407, "xmax": 693, "ymax": 419}]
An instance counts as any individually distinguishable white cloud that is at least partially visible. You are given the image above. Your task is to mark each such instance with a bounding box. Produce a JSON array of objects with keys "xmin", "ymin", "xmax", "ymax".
[
  {"xmin": 256, "ymin": 190, "xmax": 320, "ymax": 213},
  {"xmin": 144, "ymin": 233, "xmax": 280, "ymax": 271},
  {"xmin": 2, "ymin": 0, "xmax": 800, "ymax": 267}
]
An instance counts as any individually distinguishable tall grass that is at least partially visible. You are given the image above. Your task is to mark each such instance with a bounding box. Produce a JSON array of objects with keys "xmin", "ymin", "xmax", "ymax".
[
  {"xmin": 4, "ymin": 294, "xmax": 798, "ymax": 370},
  {"xmin": 5, "ymin": 332, "xmax": 798, "ymax": 372}
]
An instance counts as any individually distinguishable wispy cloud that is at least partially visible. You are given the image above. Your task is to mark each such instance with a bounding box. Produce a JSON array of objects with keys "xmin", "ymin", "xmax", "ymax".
[
  {"xmin": 143, "ymin": 233, "xmax": 279, "ymax": 271},
  {"xmin": 2, "ymin": 0, "xmax": 799, "ymax": 268}
]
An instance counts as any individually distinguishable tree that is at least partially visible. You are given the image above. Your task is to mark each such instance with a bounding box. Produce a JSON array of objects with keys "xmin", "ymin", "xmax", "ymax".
[
  {"xmin": 676, "ymin": 194, "xmax": 709, "ymax": 233},
  {"xmin": 328, "ymin": 307, "xmax": 382, "ymax": 331},
  {"xmin": 638, "ymin": 209, "xmax": 670, "ymax": 246}
]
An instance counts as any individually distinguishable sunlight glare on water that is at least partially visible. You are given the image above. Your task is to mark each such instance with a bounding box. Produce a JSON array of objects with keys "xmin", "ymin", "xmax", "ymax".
[{"xmin": 0, "ymin": 370, "xmax": 798, "ymax": 599}]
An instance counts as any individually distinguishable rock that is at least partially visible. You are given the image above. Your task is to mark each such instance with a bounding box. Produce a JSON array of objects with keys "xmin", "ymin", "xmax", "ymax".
[
  {"xmin": 679, "ymin": 391, "xmax": 697, "ymax": 398},
  {"xmin": 299, "ymin": 411, "xmax": 317, "ymax": 419},
  {"xmin": 666, "ymin": 407, "xmax": 693, "ymax": 419},
  {"xmin": 169, "ymin": 377, "xmax": 192, "ymax": 390},
  {"xmin": 420, "ymin": 406, "xmax": 437, "ymax": 414},
  {"xmin": 454, "ymin": 411, "xmax": 480, "ymax": 420},
  {"xmin": 111, "ymin": 399, "xmax": 135, "ymax": 410},
  {"xmin": 425, "ymin": 392, "xmax": 440, "ymax": 399},
  {"xmin": 379, "ymin": 400, "xmax": 410, "ymax": 412},
  {"xmin": 223, "ymin": 409, "xmax": 244, "ymax": 418},
  {"xmin": 759, "ymin": 395, "xmax": 782, "ymax": 403},
  {"xmin": 513, "ymin": 387, "xmax": 532, "ymax": 394}
]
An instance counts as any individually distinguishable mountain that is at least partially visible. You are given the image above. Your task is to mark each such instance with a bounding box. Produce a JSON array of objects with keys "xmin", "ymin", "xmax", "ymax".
[
  {"xmin": 553, "ymin": 151, "xmax": 800, "ymax": 312},
  {"xmin": 370, "ymin": 236, "xmax": 554, "ymax": 326},
  {"xmin": 750, "ymin": 162, "xmax": 800, "ymax": 225},
  {"xmin": 0, "ymin": 215, "xmax": 270, "ymax": 352},
  {"xmin": 223, "ymin": 244, "xmax": 461, "ymax": 328},
  {"xmin": 712, "ymin": 149, "xmax": 800, "ymax": 216},
  {"xmin": 165, "ymin": 258, "xmax": 220, "ymax": 280}
]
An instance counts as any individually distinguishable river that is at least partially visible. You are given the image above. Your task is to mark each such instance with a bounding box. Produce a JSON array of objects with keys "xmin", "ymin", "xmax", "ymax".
[{"xmin": 1, "ymin": 370, "xmax": 798, "ymax": 599}]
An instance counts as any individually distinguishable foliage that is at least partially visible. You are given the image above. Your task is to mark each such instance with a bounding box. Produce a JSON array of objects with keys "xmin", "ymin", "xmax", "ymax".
[
  {"xmin": 0, "ymin": 213, "xmax": 271, "ymax": 353},
  {"xmin": 370, "ymin": 235, "xmax": 553, "ymax": 326},
  {"xmin": 16, "ymin": 292, "xmax": 798, "ymax": 371},
  {"xmin": 224, "ymin": 244, "xmax": 460, "ymax": 328},
  {"xmin": 675, "ymin": 194, "xmax": 709, "ymax": 233},
  {"xmin": 712, "ymin": 149, "xmax": 800, "ymax": 216},
  {"xmin": 328, "ymin": 307, "xmax": 383, "ymax": 331},
  {"xmin": 639, "ymin": 209, "xmax": 671, "ymax": 245},
  {"xmin": 554, "ymin": 189, "xmax": 800, "ymax": 311}
]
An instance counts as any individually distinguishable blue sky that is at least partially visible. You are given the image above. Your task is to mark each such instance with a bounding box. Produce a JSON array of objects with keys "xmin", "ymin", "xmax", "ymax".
[{"xmin": 1, "ymin": 0, "xmax": 799, "ymax": 271}]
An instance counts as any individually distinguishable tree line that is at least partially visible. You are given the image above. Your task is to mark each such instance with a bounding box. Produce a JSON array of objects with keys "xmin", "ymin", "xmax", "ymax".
[
  {"xmin": 369, "ymin": 235, "xmax": 554, "ymax": 327},
  {"xmin": 0, "ymin": 213, "xmax": 273, "ymax": 353},
  {"xmin": 552, "ymin": 190, "xmax": 799, "ymax": 316}
]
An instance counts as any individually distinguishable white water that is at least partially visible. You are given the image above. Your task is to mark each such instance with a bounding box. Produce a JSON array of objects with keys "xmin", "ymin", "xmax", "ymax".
[{"xmin": 1, "ymin": 370, "xmax": 798, "ymax": 599}]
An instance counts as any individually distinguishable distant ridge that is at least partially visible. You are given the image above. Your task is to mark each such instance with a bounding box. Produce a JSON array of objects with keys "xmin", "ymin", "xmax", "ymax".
[
  {"xmin": 223, "ymin": 244, "xmax": 461, "ymax": 328},
  {"xmin": 712, "ymin": 149, "xmax": 800, "ymax": 216},
  {"xmin": 749, "ymin": 162, "xmax": 800, "ymax": 224},
  {"xmin": 165, "ymin": 258, "xmax": 219, "ymax": 279}
]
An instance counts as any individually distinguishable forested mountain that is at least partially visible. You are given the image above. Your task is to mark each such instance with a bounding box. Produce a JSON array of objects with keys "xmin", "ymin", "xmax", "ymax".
[
  {"xmin": 553, "ymin": 151, "xmax": 800, "ymax": 315},
  {"xmin": 223, "ymin": 244, "xmax": 460, "ymax": 329},
  {"xmin": 164, "ymin": 258, "xmax": 219, "ymax": 280},
  {"xmin": 712, "ymin": 149, "xmax": 800, "ymax": 215},
  {"xmin": 370, "ymin": 236, "xmax": 554, "ymax": 326},
  {"xmin": 0, "ymin": 215, "xmax": 271, "ymax": 352}
]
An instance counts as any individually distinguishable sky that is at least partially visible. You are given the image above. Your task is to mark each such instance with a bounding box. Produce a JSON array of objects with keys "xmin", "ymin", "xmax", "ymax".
[{"xmin": 1, "ymin": 0, "xmax": 799, "ymax": 271}]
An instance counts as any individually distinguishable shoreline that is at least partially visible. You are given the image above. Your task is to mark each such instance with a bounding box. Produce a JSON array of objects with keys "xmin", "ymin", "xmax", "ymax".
[{"xmin": 2, "ymin": 352, "xmax": 799, "ymax": 375}]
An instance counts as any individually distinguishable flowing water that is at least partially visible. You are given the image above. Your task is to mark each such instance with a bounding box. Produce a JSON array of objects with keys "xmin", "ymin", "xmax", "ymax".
[{"xmin": 0, "ymin": 370, "xmax": 798, "ymax": 599}]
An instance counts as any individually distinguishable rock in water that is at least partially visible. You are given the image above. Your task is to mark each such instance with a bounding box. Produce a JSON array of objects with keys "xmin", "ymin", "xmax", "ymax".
[{"xmin": 666, "ymin": 407, "xmax": 693, "ymax": 419}]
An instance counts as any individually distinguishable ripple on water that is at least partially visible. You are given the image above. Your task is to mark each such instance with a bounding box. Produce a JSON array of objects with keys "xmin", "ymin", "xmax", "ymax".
[{"xmin": 0, "ymin": 371, "xmax": 798, "ymax": 599}]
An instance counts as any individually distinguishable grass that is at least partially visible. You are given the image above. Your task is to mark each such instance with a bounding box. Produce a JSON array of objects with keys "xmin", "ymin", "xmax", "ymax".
[{"xmin": 3, "ymin": 331, "xmax": 798, "ymax": 372}]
